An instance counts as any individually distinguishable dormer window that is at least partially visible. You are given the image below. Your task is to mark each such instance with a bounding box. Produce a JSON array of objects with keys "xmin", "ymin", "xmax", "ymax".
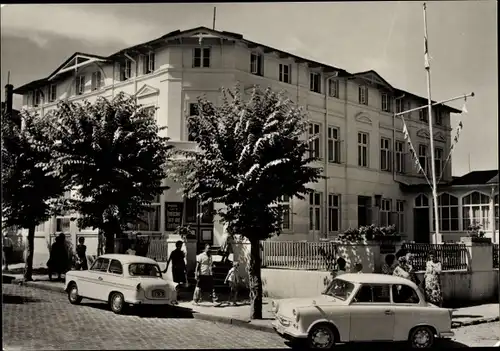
[
  {"xmin": 91, "ymin": 71, "xmax": 103, "ymax": 91},
  {"xmin": 120, "ymin": 60, "xmax": 132, "ymax": 81},
  {"xmin": 144, "ymin": 52, "xmax": 155, "ymax": 74},
  {"xmin": 49, "ymin": 84, "xmax": 57, "ymax": 102},
  {"xmin": 76, "ymin": 75, "xmax": 85, "ymax": 95},
  {"xmin": 250, "ymin": 52, "xmax": 263, "ymax": 76}
]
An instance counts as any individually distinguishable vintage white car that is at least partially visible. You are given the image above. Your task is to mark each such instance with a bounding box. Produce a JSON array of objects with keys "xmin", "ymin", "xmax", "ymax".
[
  {"xmin": 65, "ymin": 254, "xmax": 178, "ymax": 314},
  {"xmin": 272, "ymin": 273, "xmax": 454, "ymax": 349}
]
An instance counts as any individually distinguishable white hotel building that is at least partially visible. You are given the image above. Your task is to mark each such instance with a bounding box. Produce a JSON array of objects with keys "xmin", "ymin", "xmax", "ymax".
[{"xmin": 15, "ymin": 26, "xmax": 481, "ymax": 260}]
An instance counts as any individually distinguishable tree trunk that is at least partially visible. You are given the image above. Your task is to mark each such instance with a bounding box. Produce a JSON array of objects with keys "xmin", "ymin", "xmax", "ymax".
[
  {"xmin": 24, "ymin": 225, "xmax": 35, "ymax": 282},
  {"xmin": 248, "ymin": 238, "xmax": 263, "ymax": 320}
]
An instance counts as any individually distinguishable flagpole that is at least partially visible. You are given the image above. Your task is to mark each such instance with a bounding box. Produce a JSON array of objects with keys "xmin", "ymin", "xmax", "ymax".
[{"xmin": 423, "ymin": 3, "xmax": 440, "ymax": 244}]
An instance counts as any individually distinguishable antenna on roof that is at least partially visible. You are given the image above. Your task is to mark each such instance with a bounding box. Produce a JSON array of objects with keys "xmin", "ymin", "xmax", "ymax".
[
  {"xmin": 7, "ymin": 70, "xmax": 10, "ymax": 85},
  {"xmin": 212, "ymin": 7, "xmax": 216, "ymax": 30}
]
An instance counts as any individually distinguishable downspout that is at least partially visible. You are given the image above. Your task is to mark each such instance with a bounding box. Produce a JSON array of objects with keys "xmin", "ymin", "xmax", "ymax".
[
  {"xmin": 324, "ymin": 76, "xmax": 329, "ymax": 240},
  {"xmin": 124, "ymin": 53, "xmax": 138, "ymax": 100},
  {"xmin": 343, "ymin": 77, "xmax": 349, "ymax": 228}
]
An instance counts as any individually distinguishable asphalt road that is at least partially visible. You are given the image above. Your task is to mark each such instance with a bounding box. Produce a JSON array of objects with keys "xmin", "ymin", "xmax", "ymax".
[{"xmin": 2, "ymin": 284, "xmax": 288, "ymax": 350}]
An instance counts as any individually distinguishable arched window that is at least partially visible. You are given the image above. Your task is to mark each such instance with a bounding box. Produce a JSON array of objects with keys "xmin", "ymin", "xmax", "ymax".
[
  {"xmin": 432, "ymin": 193, "xmax": 459, "ymax": 231},
  {"xmin": 415, "ymin": 194, "xmax": 429, "ymax": 207},
  {"xmin": 462, "ymin": 191, "xmax": 490, "ymax": 230}
]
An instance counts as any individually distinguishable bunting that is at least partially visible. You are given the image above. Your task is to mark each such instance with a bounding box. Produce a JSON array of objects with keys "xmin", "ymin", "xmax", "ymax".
[
  {"xmin": 401, "ymin": 116, "xmax": 433, "ymax": 188},
  {"xmin": 437, "ymin": 115, "xmax": 465, "ymax": 184}
]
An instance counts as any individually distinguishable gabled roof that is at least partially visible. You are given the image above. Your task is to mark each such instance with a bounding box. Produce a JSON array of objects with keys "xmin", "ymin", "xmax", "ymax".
[
  {"xmin": 450, "ymin": 170, "xmax": 498, "ymax": 186},
  {"xmin": 350, "ymin": 70, "xmax": 394, "ymax": 91},
  {"xmin": 11, "ymin": 26, "xmax": 464, "ymax": 114},
  {"xmin": 47, "ymin": 52, "xmax": 109, "ymax": 81}
]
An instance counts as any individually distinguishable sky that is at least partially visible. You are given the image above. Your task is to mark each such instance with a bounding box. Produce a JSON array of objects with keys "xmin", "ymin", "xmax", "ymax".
[{"xmin": 0, "ymin": 2, "xmax": 497, "ymax": 176}]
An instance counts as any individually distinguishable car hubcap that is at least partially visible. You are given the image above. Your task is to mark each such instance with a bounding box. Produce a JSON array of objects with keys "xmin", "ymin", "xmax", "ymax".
[
  {"xmin": 414, "ymin": 330, "xmax": 430, "ymax": 348},
  {"xmin": 70, "ymin": 288, "xmax": 78, "ymax": 301},
  {"xmin": 312, "ymin": 328, "xmax": 332, "ymax": 348},
  {"xmin": 113, "ymin": 295, "xmax": 123, "ymax": 311}
]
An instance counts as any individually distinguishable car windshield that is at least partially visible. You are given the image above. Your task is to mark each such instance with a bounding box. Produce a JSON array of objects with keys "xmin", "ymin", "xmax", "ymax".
[
  {"xmin": 322, "ymin": 278, "xmax": 356, "ymax": 300},
  {"xmin": 128, "ymin": 263, "xmax": 162, "ymax": 278}
]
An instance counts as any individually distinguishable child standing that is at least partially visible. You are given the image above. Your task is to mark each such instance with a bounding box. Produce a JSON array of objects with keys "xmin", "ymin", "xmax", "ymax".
[
  {"xmin": 224, "ymin": 262, "xmax": 240, "ymax": 306},
  {"xmin": 75, "ymin": 237, "xmax": 88, "ymax": 270}
]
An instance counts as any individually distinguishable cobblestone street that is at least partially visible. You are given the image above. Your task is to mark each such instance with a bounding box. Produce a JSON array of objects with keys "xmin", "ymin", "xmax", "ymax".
[{"xmin": 2, "ymin": 285, "xmax": 288, "ymax": 350}]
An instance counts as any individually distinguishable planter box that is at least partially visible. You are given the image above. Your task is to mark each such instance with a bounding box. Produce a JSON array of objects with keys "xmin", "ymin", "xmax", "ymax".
[
  {"xmin": 373, "ymin": 235, "xmax": 402, "ymax": 242},
  {"xmin": 460, "ymin": 236, "xmax": 492, "ymax": 244}
]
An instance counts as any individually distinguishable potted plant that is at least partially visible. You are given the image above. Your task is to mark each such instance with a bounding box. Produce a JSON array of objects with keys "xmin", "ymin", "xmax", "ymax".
[{"xmin": 462, "ymin": 222, "xmax": 491, "ymax": 243}]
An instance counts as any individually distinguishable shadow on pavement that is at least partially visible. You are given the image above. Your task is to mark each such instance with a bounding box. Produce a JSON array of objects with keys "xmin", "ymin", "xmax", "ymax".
[
  {"xmin": 452, "ymin": 314, "xmax": 484, "ymax": 319},
  {"xmin": 287, "ymin": 338, "xmax": 470, "ymax": 350},
  {"xmin": 81, "ymin": 301, "xmax": 195, "ymax": 319},
  {"xmin": 2, "ymin": 293, "xmax": 43, "ymax": 304}
]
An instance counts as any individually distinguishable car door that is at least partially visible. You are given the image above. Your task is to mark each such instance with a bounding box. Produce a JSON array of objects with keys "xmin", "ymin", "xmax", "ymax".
[
  {"xmin": 391, "ymin": 284, "xmax": 426, "ymax": 341},
  {"xmin": 104, "ymin": 259, "xmax": 126, "ymax": 299},
  {"xmin": 85, "ymin": 257, "xmax": 110, "ymax": 300},
  {"xmin": 349, "ymin": 284, "xmax": 395, "ymax": 342}
]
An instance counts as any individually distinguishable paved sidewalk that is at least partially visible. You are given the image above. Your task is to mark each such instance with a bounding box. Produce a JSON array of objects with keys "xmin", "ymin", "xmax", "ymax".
[{"xmin": 3, "ymin": 272, "xmax": 498, "ymax": 333}]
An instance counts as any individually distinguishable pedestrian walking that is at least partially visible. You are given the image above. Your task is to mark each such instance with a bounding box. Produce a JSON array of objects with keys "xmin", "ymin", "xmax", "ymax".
[
  {"xmin": 224, "ymin": 261, "xmax": 240, "ymax": 306},
  {"xmin": 382, "ymin": 254, "xmax": 396, "ymax": 275},
  {"xmin": 193, "ymin": 243, "xmax": 220, "ymax": 306},
  {"xmin": 75, "ymin": 236, "xmax": 88, "ymax": 270},
  {"xmin": 47, "ymin": 233, "xmax": 69, "ymax": 281},
  {"xmin": 3, "ymin": 233, "xmax": 14, "ymax": 271},
  {"xmin": 162, "ymin": 240, "xmax": 187, "ymax": 286},
  {"xmin": 424, "ymin": 251, "xmax": 443, "ymax": 307}
]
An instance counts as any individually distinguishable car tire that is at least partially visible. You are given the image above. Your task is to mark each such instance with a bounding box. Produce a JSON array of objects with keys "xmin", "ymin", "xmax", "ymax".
[
  {"xmin": 308, "ymin": 324, "xmax": 336, "ymax": 350},
  {"xmin": 109, "ymin": 292, "xmax": 126, "ymax": 314},
  {"xmin": 409, "ymin": 326, "xmax": 435, "ymax": 348},
  {"xmin": 67, "ymin": 283, "xmax": 83, "ymax": 305}
]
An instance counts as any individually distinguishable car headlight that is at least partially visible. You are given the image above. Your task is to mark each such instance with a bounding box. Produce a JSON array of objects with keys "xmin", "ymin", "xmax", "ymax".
[
  {"xmin": 292, "ymin": 308, "xmax": 300, "ymax": 322},
  {"xmin": 271, "ymin": 300, "xmax": 279, "ymax": 313}
]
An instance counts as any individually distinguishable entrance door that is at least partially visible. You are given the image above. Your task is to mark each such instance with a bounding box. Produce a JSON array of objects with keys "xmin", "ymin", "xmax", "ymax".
[
  {"xmin": 185, "ymin": 198, "xmax": 214, "ymax": 252},
  {"xmin": 413, "ymin": 208, "xmax": 430, "ymax": 243}
]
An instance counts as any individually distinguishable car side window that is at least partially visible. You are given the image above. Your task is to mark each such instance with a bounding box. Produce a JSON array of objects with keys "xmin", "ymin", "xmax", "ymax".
[
  {"xmin": 392, "ymin": 285, "xmax": 420, "ymax": 304},
  {"xmin": 108, "ymin": 259, "xmax": 123, "ymax": 275},
  {"xmin": 354, "ymin": 284, "xmax": 391, "ymax": 303},
  {"xmin": 90, "ymin": 258, "xmax": 110, "ymax": 272}
]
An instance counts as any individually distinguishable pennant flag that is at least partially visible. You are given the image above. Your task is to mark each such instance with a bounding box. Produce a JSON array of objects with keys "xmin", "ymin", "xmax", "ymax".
[
  {"xmin": 462, "ymin": 103, "xmax": 468, "ymax": 114},
  {"xmin": 424, "ymin": 36, "xmax": 430, "ymax": 69},
  {"xmin": 437, "ymin": 118, "xmax": 465, "ymax": 184},
  {"xmin": 402, "ymin": 122, "xmax": 409, "ymax": 140}
]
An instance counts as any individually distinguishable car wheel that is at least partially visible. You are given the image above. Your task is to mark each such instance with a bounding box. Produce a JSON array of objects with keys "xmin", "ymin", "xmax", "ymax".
[
  {"xmin": 409, "ymin": 326, "xmax": 435, "ymax": 348},
  {"xmin": 67, "ymin": 283, "xmax": 83, "ymax": 305},
  {"xmin": 110, "ymin": 292, "xmax": 126, "ymax": 314},
  {"xmin": 308, "ymin": 324, "xmax": 336, "ymax": 350}
]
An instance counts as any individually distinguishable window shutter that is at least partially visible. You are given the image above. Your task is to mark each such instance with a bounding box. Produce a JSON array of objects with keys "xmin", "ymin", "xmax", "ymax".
[
  {"xmin": 365, "ymin": 87, "xmax": 369, "ymax": 104},
  {"xmin": 114, "ymin": 62, "xmax": 121, "ymax": 81},
  {"xmin": 388, "ymin": 151, "xmax": 392, "ymax": 171}
]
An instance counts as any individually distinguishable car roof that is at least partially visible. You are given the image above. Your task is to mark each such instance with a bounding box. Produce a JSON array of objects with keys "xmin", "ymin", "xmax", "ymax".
[
  {"xmin": 338, "ymin": 273, "xmax": 419, "ymax": 287},
  {"xmin": 98, "ymin": 254, "xmax": 158, "ymax": 265}
]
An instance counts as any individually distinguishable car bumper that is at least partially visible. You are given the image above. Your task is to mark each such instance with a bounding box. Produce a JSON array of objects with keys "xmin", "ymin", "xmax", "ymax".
[
  {"xmin": 439, "ymin": 331, "xmax": 455, "ymax": 338},
  {"xmin": 126, "ymin": 299, "xmax": 176, "ymax": 306},
  {"xmin": 272, "ymin": 321, "xmax": 307, "ymax": 340}
]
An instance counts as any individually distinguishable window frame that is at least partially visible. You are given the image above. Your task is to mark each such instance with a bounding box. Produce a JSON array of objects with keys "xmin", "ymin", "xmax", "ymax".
[
  {"xmin": 250, "ymin": 52, "xmax": 263, "ymax": 76},
  {"xmin": 396, "ymin": 200, "xmax": 405, "ymax": 234},
  {"xmin": 391, "ymin": 284, "xmax": 420, "ymax": 304},
  {"xmin": 435, "ymin": 109, "xmax": 443, "ymax": 126},
  {"xmin": 144, "ymin": 51, "xmax": 156, "ymax": 74},
  {"xmin": 432, "ymin": 193, "xmax": 459, "ymax": 232},
  {"xmin": 328, "ymin": 79, "xmax": 339, "ymax": 98},
  {"xmin": 327, "ymin": 126, "xmax": 341, "ymax": 164},
  {"xmin": 418, "ymin": 144, "xmax": 428, "ymax": 175},
  {"xmin": 419, "ymin": 108, "xmax": 428, "ymax": 122},
  {"xmin": 129, "ymin": 195, "xmax": 161, "ymax": 232},
  {"xmin": 358, "ymin": 85, "xmax": 368, "ymax": 105},
  {"xmin": 279, "ymin": 63, "xmax": 291, "ymax": 84},
  {"xmin": 351, "ymin": 284, "xmax": 392, "ymax": 304},
  {"xmin": 462, "ymin": 191, "xmax": 491, "ymax": 231},
  {"xmin": 308, "ymin": 122, "xmax": 322, "ymax": 159},
  {"xmin": 434, "ymin": 147, "xmax": 444, "ymax": 179},
  {"xmin": 309, "ymin": 191, "xmax": 322, "ymax": 232},
  {"xmin": 395, "ymin": 99, "xmax": 403, "ymax": 114},
  {"xmin": 380, "ymin": 137, "xmax": 392, "ymax": 172},
  {"xmin": 108, "ymin": 259, "xmax": 124, "ymax": 275},
  {"xmin": 381, "ymin": 93, "xmax": 390, "ymax": 112},
  {"xmin": 328, "ymin": 193, "xmax": 341, "ymax": 233},
  {"xmin": 277, "ymin": 195, "xmax": 292, "ymax": 230},
  {"xmin": 91, "ymin": 71, "xmax": 103, "ymax": 91},
  {"xmin": 357, "ymin": 132, "xmax": 369, "ymax": 168},
  {"xmin": 34, "ymin": 89, "xmax": 42, "ymax": 106},
  {"xmin": 90, "ymin": 257, "xmax": 111, "ymax": 272},
  {"xmin": 395, "ymin": 140, "xmax": 405, "ymax": 174},
  {"xmin": 310, "ymin": 72, "xmax": 321, "ymax": 93},
  {"xmin": 193, "ymin": 47, "xmax": 211, "ymax": 68},
  {"xmin": 380, "ymin": 198, "xmax": 392, "ymax": 227},
  {"xmin": 49, "ymin": 84, "xmax": 57, "ymax": 102}
]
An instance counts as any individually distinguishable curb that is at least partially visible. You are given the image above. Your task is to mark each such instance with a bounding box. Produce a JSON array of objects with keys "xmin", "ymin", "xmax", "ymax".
[
  {"xmin": 192, "ymin": 313, "xmax": 275, "ymax": 333},
  {"xmin": 452, "ymin": 316, "xmax": 500, "ymax": 328}
]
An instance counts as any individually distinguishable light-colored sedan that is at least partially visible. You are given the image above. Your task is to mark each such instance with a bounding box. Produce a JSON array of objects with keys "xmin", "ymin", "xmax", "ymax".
[
  {"xmin": 272, "ymin": 273, "xmax": 454, "ymax": 349},
  {"xmin": 65, "ymin": 254, "xmax": 178, "ymax": 314}
]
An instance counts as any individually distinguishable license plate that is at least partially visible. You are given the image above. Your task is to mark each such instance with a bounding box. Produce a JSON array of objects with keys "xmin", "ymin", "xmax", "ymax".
[{"xmin": 152, "ymin": 289, "xmax": 165, "ymax": 298}]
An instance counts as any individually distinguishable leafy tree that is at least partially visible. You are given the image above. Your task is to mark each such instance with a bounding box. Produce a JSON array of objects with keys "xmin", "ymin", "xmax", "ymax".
[
  {"xmin": 167, "ymin": 86, "xmax": 322, "ymax": 319},
  {"xmin": 1, "ymin": 109, "xmax": 65, "ymax": 281},
  {"xmin": 45, "ymin": 93, "xmax": 173, "ymax": 253}
]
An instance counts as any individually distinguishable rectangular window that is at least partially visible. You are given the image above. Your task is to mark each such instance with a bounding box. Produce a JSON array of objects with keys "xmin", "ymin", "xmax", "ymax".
[
  {"xmin": 328, "ymin": 79, "xmax": 339, "ymax": 98},
  {"xmin": 76, "ymin": 76, "xmax": 85, "ymax": 95},
  {"xmin": 56, "ymin": 218, "xmax": 71, "ymax": 232},
  {"xmin": 250, "ymin": 52, "xmax": 263, "ymax": 75},
  {"xmin": 327, "ymin": 126, "xmax": 341, "ymax": 164},
  {"xmin": 193, "ymin": 48, "xmax": 211, "ymax": 68},
  {"xmin": 34, "ymin": 90, "xmax": 42, "ymax": 106},
  {"xmin": 308, "ymin": 123, "xmax": 321, "ymax": 159},
  {"xmin": 310, "ymin": 72, "xmax": 321, "ymax": 93},
  {"xmin": 418, "ymin": 144, "xmax": 428, "ymax": 175},
  {"xmin": 328, "ymin": 194, "xmax": 341, "ymax": 233},
  {"xmin": 49, "ymin": 84, "xmax": 57, "ymax": 102},
  {"xmin": 381, "ymin": 93, "xmax": 390, "ymax": 112},
  {"xmin": 279, "ymin": 64, "xmax": 291, "ymax": 84},
  {"xmin": 435, "ymin": 109, "xmax": 443, "ymax": 126},
  {"xmin": 120, "ymin": 60, "xmax": 132, "ymax": 81},
  {"xmin": 419, "ymin": 108, "xmax": 428, "ymax": 122},
  {"xmin": 91, "ymin": 71, "xmax": 103, "ymax": 91},
  {"xmin": 380, "ymin": 199, "xmax": 392, "ymax": 226},
  {"xmin": 395, "ymin": 99, "xmax": 403, "ymax": 114},
  {"xmin": 309, "ymin": 192, "xmax": 322, "ymax": 232},
  {"xmin": 380, "ymin": 137, "xmax": 392, "ymax": 172},
  {"xmin": 395, "ymin": 141, "xmax": 405, "ymax": 174},
  {"xmin": 357, "ymin": 132, "xmax": 369, "ymax": 167},
  {"xmin": 277, "ymin": 195, "xmax": 291, "ymax": 230},
  {"xmin": 144, "ymin": 52, "xmax": 155, "ymax": 74},
  {"xmin": 396, "ymin": 200, "xmax": 404, "ymax": 234},
  {"xmin": 358, "ymin": 196, "xmax": 372, "ymax": 227},
  {"xmin": 359, "ymin": 86, "xmax": 368, "ymax": 105},
  {"xmin": 435, "ymin": 148, "xmax": 443, "ymax": 179}
]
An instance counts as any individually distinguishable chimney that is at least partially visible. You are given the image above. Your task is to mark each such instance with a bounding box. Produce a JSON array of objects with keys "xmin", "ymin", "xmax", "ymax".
[{"xmin": 4, "ymin": 84, "xmax": 13, "ymax": 116}]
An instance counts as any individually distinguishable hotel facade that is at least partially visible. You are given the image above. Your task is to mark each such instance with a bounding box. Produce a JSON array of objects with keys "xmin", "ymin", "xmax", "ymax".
[{"xmin": 14, "ymin": 26, "xmax": 495, "ymax": 262}]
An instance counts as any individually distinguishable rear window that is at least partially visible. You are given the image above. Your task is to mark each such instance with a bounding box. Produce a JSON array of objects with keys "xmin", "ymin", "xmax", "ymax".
[{"xmin": 128, "ymin": 263, "xmax": 162, "ymax": 277}]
